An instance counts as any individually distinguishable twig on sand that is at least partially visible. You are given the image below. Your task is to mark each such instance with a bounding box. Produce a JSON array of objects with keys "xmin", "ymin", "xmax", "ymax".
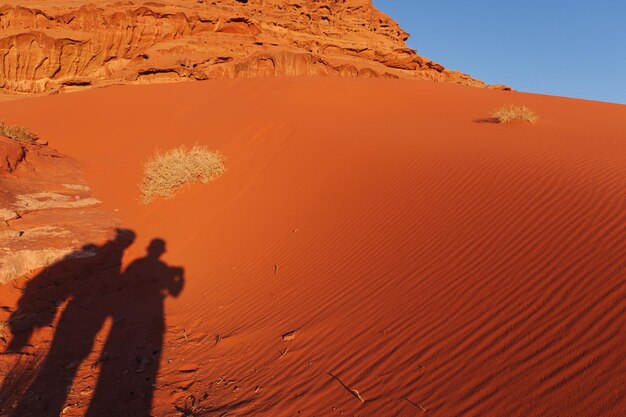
[
  {"xmin": 281, "ymin": 330, "xmax": 297, "ymax": 341},
  {"xmin": 403, "ymin": 396, "xmax": 427, "ymax": 412},
  {"xmin": 328, "ymin": 373, "xmax": 365, "ymax": 403},
  {"xmin": 176, "ymin": 329, "xmax": 189, "ymax": 342}
]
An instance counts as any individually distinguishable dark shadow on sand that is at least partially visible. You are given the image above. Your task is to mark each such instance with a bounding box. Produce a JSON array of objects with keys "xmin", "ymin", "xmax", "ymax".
[
  {"xmin": 0, "ymin": 229, "xmax": 184, "ymax": 417},
  {"xmin": 473, "ymin": 117, "xmax": 500, "ymax": 124}
]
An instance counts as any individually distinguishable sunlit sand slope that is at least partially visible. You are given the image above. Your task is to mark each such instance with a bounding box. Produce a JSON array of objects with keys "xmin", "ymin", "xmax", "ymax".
[{"xmin": 1, "ymin": 78, "xmax": 625, "ymax": 416}]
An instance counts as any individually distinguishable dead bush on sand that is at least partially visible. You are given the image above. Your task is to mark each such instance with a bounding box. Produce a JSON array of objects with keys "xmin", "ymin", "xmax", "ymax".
[
  {"xmin": 0, "ymin": 121, "xmax": 39, "ymax": 143},
  {"xmin": 139, "ymin": 145, "xmax": 224, "ymax": 204},
  {"xmin": 492, "ymin": 105, "xmax": 538, "ymax": 123}
]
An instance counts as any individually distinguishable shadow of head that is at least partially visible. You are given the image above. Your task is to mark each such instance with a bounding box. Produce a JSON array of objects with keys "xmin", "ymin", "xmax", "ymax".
[
  {"xmin": 147, "ymin": 238, "xmax": 166, "ymax": 259},
  {"xmin": 114, "ymin": 228, "xmax": 136, "ymax": 249}
]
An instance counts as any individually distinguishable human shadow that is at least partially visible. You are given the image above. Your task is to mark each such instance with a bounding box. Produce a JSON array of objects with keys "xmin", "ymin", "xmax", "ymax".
[
  {"xmin": 86, "ymin": 239, "xmax": 184, "ymax": 416},
  {"xmin": 1, "ymin": 231, "xmax": 185, "ymax": 417}
]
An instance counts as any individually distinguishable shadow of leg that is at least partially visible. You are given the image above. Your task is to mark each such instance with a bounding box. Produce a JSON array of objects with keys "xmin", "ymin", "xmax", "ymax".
[{"xmin": 9, "ymin": 307, "xmax": 105, "ymax": 417}]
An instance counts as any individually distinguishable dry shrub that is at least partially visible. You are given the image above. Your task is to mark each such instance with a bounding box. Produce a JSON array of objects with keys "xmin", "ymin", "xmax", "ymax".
[
  {"xmin": 0, "ymin": 121, "xmax": 38, "ymax": 143},
  {"xmin": 492, "ymin": 105, "xmax": 538, "ymax": 123},
  {"xmin": 139, "ymin": 145, "xmax": 225, "ymax": 204}
]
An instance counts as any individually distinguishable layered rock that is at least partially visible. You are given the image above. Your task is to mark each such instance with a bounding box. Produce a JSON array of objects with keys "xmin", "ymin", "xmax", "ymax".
[
  {"xmin": 0, "ymin": 136, "xmax": 26, "ymax": 174},
  {"xmin": 0, "ymin": 0, "xmax": 500, "ymax": 94},
  {"xmin": 0, "ymin": 134, "xmax": 118, "ymax": 283}
]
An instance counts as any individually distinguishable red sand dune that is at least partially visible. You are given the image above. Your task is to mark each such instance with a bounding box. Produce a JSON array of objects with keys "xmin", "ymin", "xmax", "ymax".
[{"xmin": 0, "ymin": 77, "xmax": 625, "ymax": 416}]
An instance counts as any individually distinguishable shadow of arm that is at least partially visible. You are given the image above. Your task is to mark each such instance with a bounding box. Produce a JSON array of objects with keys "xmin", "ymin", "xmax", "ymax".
[{"xmin": 167, "ymin": 266, "xmax": 185, "ymax": 298}]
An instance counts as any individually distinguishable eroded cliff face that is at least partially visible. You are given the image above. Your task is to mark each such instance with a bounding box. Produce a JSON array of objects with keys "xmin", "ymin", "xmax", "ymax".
[{"xmin": 0, "ymin": 0, "xmax": 496, "ymax": 94}]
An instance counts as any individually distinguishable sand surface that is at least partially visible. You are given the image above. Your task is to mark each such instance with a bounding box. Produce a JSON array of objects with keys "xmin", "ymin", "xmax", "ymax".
[{"xmin": 0, "ymin": 78, "xmax": 625, "ymax": 416}]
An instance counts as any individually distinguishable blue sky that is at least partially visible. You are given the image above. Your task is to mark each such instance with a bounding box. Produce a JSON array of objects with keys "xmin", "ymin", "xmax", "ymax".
[{"xmin": 373, "ymin": 1, "xmax": 626, "ymax": 104}]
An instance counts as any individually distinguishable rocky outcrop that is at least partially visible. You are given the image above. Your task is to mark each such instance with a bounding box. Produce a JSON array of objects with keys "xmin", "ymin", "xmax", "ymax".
[
  {"xmin": 0, "ymin": 0, "xmax": 501, "ymax": 94},
  {"xmin": 0, "ymin": 134, "xmax": 118, "ymax": 283},
  {"xmin": 0, "ymin": 136, "xmax": 26, "ymax": 174}
]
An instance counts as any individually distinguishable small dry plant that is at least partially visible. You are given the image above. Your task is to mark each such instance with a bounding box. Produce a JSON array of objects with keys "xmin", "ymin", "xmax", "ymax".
[
  {"xmin": 492, "ymin": 105, "xmax": 538, "ymax": 123},
  {"xmin": 139, "ymin": 145, "xmax": 224, "ymax": 204},
  {"xmin": 0, "ymin": 121, "xmax": 39, "ymax": 144}
]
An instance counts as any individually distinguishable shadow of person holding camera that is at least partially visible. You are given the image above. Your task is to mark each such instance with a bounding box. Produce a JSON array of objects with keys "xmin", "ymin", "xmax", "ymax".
[{"xmin": 86, "ymin": 238, "xmax": 184, "ymax": 417}]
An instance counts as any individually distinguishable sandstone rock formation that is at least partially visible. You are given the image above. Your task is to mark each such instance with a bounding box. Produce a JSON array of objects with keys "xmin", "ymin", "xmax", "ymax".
[
  {"xmin": 0, "ymin": 136, "xmax": 26, "ymax": 174},
  {"xmin": 0, "ymin": 0, "xmax": 502, "ymax": 94},
  {"xmin": 0, "ymin": 134, "xmax": 118, "ymax": 283}
]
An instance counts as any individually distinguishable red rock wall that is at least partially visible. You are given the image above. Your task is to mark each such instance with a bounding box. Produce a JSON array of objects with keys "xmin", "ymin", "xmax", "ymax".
[{"xmin": 0, "ymin": 0, "xmax": 493, "ymax": 94}]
